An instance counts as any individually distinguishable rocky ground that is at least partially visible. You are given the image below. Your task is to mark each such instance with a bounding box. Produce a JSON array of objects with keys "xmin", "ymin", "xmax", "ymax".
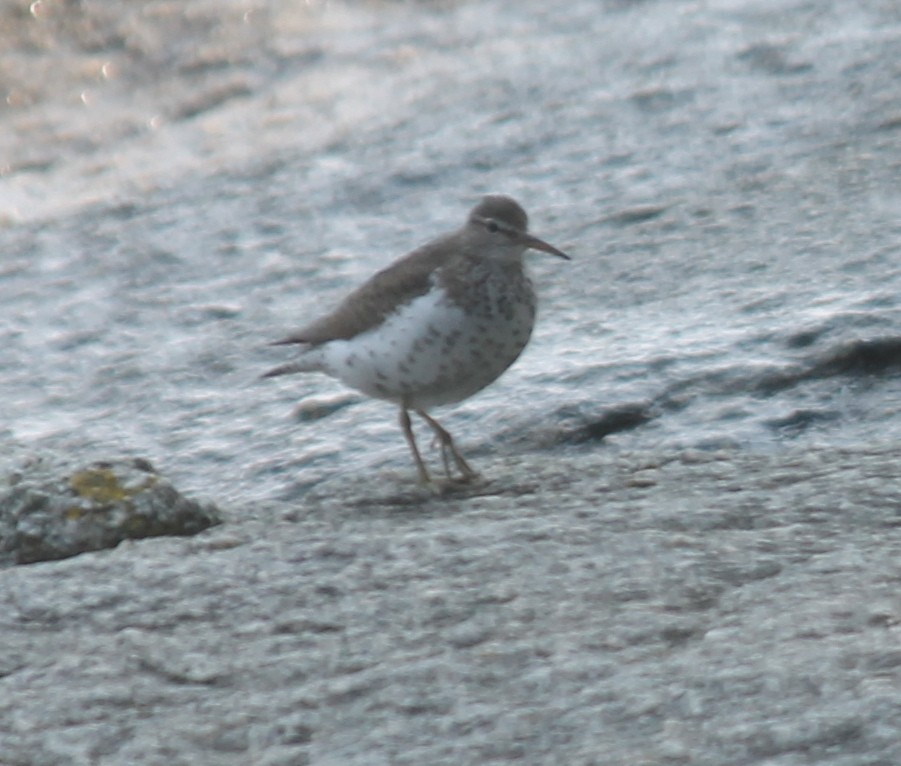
[
  {"xmin": 2, "ymin": 0, "xmax": 901, "ymax": 764},
  {"xmin": 3, "ymin": 444, "xmax": 901, "ymax": 765}
]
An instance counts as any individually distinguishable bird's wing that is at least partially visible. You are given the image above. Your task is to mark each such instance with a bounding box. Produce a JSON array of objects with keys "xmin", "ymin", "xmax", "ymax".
[{"xmin": 271, "ymin": 236, "xmax": 456, "ymax": 346}]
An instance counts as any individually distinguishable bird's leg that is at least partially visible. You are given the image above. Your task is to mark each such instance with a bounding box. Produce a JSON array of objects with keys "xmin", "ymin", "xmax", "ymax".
[
  {"xmin": 435, "ymin": 435, "xmax": 453, "ymax": 479},
  {"xmin": 420, "ymin": 414, "xmax": 453, "ymax": 477},
  {"xmin": 399, "ymin": 408, "xmax": 431, "ymax": 484},
  {"xmin": 415, "ymin": 409, "xmax": 478, "ymax": 482}
]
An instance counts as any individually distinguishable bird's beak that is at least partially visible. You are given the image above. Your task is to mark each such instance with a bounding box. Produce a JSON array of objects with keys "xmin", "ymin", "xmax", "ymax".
[{"xmin": 520, "ymin": 232, "xmax": 571, "ymax": 260}]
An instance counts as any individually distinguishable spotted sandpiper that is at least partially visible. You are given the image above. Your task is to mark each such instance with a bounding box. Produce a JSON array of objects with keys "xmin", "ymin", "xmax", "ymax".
[{"xmin": 263, "ymin": 195, "xmax": 570, "ymax": 484}]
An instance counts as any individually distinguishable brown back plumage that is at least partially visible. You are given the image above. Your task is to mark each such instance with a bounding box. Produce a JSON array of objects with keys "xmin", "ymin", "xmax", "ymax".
[
  {"xmin": 269, "ymin": 195, "xmax": 564, "ymax": 350},
  {"xmin": 270, "ymin": 234, "xmax": 457, "ymax": 346}
]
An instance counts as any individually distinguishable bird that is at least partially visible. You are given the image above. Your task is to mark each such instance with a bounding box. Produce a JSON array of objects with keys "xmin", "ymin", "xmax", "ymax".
[{"xmin": 263, "ymin": 195, "xmax": 570, "ymax": 484}]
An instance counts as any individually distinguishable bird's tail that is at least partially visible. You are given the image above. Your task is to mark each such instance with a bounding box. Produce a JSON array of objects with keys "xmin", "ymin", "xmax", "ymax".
[{"xmin": 261, "ymin": 360, "xmax": 317, "ymax": 379}]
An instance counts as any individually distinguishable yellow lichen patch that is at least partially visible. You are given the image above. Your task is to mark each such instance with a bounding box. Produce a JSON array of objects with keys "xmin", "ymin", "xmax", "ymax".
[
  {"xmin": 68, "ymin": 466, "xmax": 153, "ymax": 505},
  {"xmin": 69, "ymin": 467, "xmax": 129, "ymax": 504}
]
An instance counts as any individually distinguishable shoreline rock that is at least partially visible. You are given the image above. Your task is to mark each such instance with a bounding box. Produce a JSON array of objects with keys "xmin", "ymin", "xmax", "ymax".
[{"xmin": 1, "ymin": 454, "xmax": 221, "ymax": 566}]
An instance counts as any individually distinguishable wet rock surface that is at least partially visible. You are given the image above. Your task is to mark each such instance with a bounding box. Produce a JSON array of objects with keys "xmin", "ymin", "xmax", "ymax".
[{"xmin": 2, "ymin": 0, "xmax": 901, "ymax": 763}]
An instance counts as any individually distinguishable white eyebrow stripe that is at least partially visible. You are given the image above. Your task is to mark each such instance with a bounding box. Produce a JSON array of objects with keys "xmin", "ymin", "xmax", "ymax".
[{"xmin": 473, "ymin": 216, "xmax": 518, "ymax": 235}]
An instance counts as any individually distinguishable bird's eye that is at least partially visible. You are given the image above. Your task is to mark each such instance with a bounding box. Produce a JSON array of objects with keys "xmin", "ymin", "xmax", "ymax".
[{"xmin": 486, "ymin": 220, "xmax": 499, "ymax": 233}]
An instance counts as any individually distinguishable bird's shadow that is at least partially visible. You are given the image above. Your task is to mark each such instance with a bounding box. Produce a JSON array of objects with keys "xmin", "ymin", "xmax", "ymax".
[{"xmin": 282, "ymin": 467, "xmax": 545, "ymax": 516}]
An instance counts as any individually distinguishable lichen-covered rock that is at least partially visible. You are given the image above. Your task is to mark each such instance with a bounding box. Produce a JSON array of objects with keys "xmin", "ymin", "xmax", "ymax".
[{"xmin": 0, "ymin": 456, "xmax": 221, "ymax": 565}]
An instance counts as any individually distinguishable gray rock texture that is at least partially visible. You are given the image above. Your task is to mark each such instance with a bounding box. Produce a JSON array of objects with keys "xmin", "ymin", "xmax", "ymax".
[
  {"xmin": 1, "ymin": 0, "xmax": 901, "ymax": 764},
  {"xmin": 2, "ymin": 446, "xmax": 901, "ymax": 765},
  {"xmin": 1, "ymin": 456, "xmax": 220, "ymax": 565}
]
